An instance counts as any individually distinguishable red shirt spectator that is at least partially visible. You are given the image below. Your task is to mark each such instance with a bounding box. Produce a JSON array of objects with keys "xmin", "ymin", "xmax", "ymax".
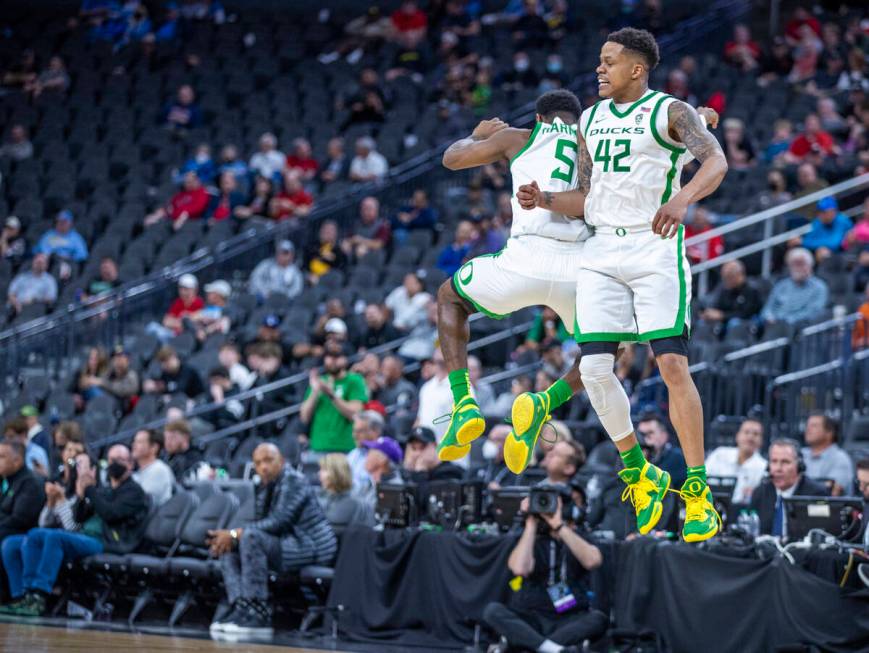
[
  {"xmin": 270, "ymin": 174, "xmax": 314, "ymax": 221},
  {"xmin": 162, "ymin": 274, "xmax": 205, "ymax": 336},
  {"xmin": 788, "ymin": 114, "xmax": 836, "ymax": 160},
  {"xmin": 285, "ymin": 138, "xmax": 318, "ymax": 181},
  {"xmin": 685, "ymin": 209, "xmax": 723, "ymax": 264},
  {"xmin": 391, "ymin": 1, "xmax": 427, "ymax": 33},
  {"xmin": 169, "ymin": 184, "xmax": 209, "ymax": 222},
  {"xmin": 784, "ymin": 7, "xmax": 821, "ymax": 43}
]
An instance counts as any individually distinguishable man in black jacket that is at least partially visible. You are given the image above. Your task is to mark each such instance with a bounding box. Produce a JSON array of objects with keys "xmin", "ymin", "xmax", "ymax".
[
  {"xmin": 75, "ymin": 444, "xmax": 148, "ymax": 552},
  {"xmin": 208, "ymin": 443, "xmax": 336, "ymax": 636},
  {"xmin": 699, "ymin": 260, "xmax": 763, "ymax": 332},
  {"xmin": 750, "ymin": 438, "xmax": 830, "ymax": 539},
  {"xmin": 163, "ymin": 420, "xmax": 204, "ymax": 482}
]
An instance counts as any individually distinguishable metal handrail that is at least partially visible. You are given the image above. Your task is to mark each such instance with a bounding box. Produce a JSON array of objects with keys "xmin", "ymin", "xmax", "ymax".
[
  {"xmin": 771, "ymin": 358, "xmax": 843, "ymax": 387},
  {"xmin": 721, "ymin": 338, "xmax": 789, "ymax": 363}
]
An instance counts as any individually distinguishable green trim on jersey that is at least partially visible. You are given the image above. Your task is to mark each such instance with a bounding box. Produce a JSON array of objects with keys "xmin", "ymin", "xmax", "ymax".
[
  {"xmin": 608, "ymin": 90, "xmax": 659, "ymax": 119},
  {"xmin": 452, "ymin": 255, "xmax": 510, "ymax": 320},
  {"xmin": 509, "ymin": 122, "xmax": 542, "ymax": 168},
  {"xmin": 649, "ymin": 94, "xmax": 687, "ymax": 206},
  {"xmin": 582, "ymin": 101, "xmax": 602, "ymax": 138},
  {"xmin": 637, "ymin": 225, "xmax": 689, "ymax": 341},
  {"xmin": 573, "ymin": 315, "xmax": 638, "ymax": 344}
]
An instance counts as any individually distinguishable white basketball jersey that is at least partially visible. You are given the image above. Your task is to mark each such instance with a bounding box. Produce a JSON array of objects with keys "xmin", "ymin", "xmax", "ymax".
[
  {"xmin": 581, "ymin": 91, "xmax": 687, "ymax": 229},
  {"xmin": 509, "ymin": 117, "xmax": 591, "ymax": 243}
]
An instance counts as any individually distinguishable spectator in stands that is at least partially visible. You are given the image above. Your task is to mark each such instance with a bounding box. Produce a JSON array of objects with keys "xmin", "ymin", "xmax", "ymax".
[
  {"xmin": 540, "ymin": 340, "xmax": 571, "ymax": 381},
  {"xmin": 81, "ymin": 256, "xmax": 122, "ymax": 300},
  {"xmin": 724, "ymin": 23, "xmax": 761, "ymax": 72},
  {"xmin": 189, "ymin": 280, "xmax": 232, "ymax": 343},
  {"xmin": 206, "ymin": 366, "xmax": 245, "ymax": 430},
  {"xmin": 539, "ymin": 54, "xmax": 567, "ymax": 93},
  {"xmin": 304, "ymin": 220, "xmax": 347, "ymax": 283},
  {"xmin": 301, "ymin": 341, "xmax": 368, "ymax": 454},
  {"xmin": 317, "ymin": 453, "xmax": 374, "ymax": 528},
  {"xmin": 0, "ymin": 125, "xmax": 33, "ymax": 161},
  {"xmin": 436, "ymin": 220, "xmax": 475, "ymax": 276},
  {"xmin": 469, "ymin": 212, "xmax": 508, "ymax": 258},
  {"xmin": 788, "ymin": 113, "xmax": 839, "ymax": 163},
  {"xmin": 269, "ymin": 171, "xmax": 314, "ymax": 222},
  {"xmin": 342, "ymin": 69, "xmax": 388, "ymax": 128},
  {"xmin": 468, "ymin": 355, "xmax": 495, "ymax": 412},
  {"xmin": 144, "ymin": 170, "xmax": 210, "ymax": 231},
  {"xmin": 285, "ymin": 138, "xmax": 318, "ymax": 185},
  {"xmin": 146, "ymin": 274, "xmax": 204, "ymax": 342},
  {"xmin": 483, "ymin": 492, "xmax": 606, "ymax": 653},
  {"xmin": 722, "ymin": 118, "xmax": 756, "ymax": 170},
  {"xmin": 19, "ymin": 406, "xmax": 49, "ymax": 455},
  {"xmin": 0, "ymin": 216, "xmax": 27, "ymax": 267},
  {"xmin": 473, "ymin": 424, "xmax": 512, "ymax": 489},
  {"xmin": 219, "ymin": 342, "xmax": 256, "ymax": 392},
  {"xmin": 397, "ymin": 296, "xmax": 438, "ymax": 361},
  {"xmin": 760, "ymin": 36, "xmax": 794, "ymax": 84},
  {"xmin": 209, "ymin": 443, "xmax": 336, "ymax": 636},
  {"xmin": 796, "ymin": 197, "xmax": 852, "ymax": 262},
  {"xmin": 163, "ymin": 419, "xmax": 204, "ymax": 482},
  {"xmin": 685, "ymin": 206, "xmax": 724, "ymax": 264},
  {"xmin": 48, "ymin": 421, "xmax": 82, "ymax": 479},
  {"xmin": 218, "ymin": 144, "xmax": 249, "ymax": 191},
  {"xmin": 376, "ymin": 354, "xmax": 417, "ymax": 414},
  {"xmin": 26, "ymin": 55, "xmax": 69, "ymax": 98},
  {"xmin": 750, "ymin": 438, "xmax": 829, "ymax": 538},
  {"xmin": 844, "ymin": 197, "xmax": 869, "ymax": 251},
  {"xmin": 142, "ymin": 345, "xmax": 205, "ymax": 399},
  {"xmin": 234, "ymin": 176, "xmax": 274, "ymax": 221},
  {"xmin": 385, "ymin": 272, "xmax": 431, "ymax": 332},
  {"xmin": 498, "ymin": 51, "xmax": 539, "ymax": 93},
  {"xmin": 793, "ymin": 162, "xmax": 829, "ymax": 221},
  {"xmin": 0, "ymin": 452, "xmax": 104, "ymax": 617},
  {"xmin": 355, "ymin": 304, "xmax": 400, "ymax": 351},
  {"xmin": 511, "ymin": 0, "xmax": 549, "ymax": 49},
  {"xmin": 319, "ymin": 137, "xmax": 348, "ymax": 188},
  {"xmin": 90, "ymin": 345, "xmax": 139, "ymax": 408},
  {"xmin": 417, "ymin": 348, "xmax": 453, "ymax": 442},
  {"xmin": 638, "ymin": 415, "xmax": 687, "ymax": 489},
  {"xmin": 699, "ymin": 260, "xmax": 763, "ymax": 329},
  {"xmin": 705, "ymin": 418, "xmax": 767, "ymax": 504},
  {"xmin": 756, "ymin": 169, "xmax": 793, "ymax": 212},
  {"xmin": 4, "ymin": 418, "xmax": 49, "ymax": 477},
  {"xmin": 72, "ymin": 346, "xmax": 109, "ymax": 405},
  {"xmin": 163, "ymin": 84, "xmax": 201, "ymax": 130},
  {"xmin": 1, "ymin": 48, "xmax": 36, "ymax": 90},
  {"xmin": 389, "ymin": 0, "xmax": 427, "ymax": 48},
  {"xmin": 802, "ymin": 412, "xmax": 854, "ymax": 496},
  {"xmin": 489, "ymin": 375, "xmax": 533, "ymax": 419},
  {"xmin": 207, "ymin": 172, "xmax": 245, "ymax": 224},
  {"xmin": 248, "ymin": 133, "xmax": 285, "ymax": 184},
  {"xmin": 35, "ymin": 210, "xmax": 89, "ymax": 265},
  {"xmin": 761, "ymin": 248, "xmax": 829, "ymax": 326},
  {"xmin": 763, "ymin": 120, "xmax": 794, "ymax": 164},
  {"xmin": 248, "ymin": 240, "xmax": 303, "ymax": 301},
  {"xmin": 131, "ymin": 429, "xmax": 173, "ymax": 507},
  {"xmin": 540, "ymin": 440, "xmax": 585, "ymax": 486},
  {"xmin": 177, "ymin": 143, "xmax": 217, "ymax": 185},
  {"xmin": 349, "ymin": 137, "xmax": 389, "ymax": 183},
  {"xmin": 391, "ymin": 189, "xmax": 438, "ymax": 244},
  {"xmin": 522, "ymin": 307, "xmax": 571, "ymax": 352},
  {"xmin": 346, "ymin": 410, "xmax": 383, "ymax": 492},
  {"xmin": 358, "ymin": 436, "xmax": 404, "ymax": 506},
  {"xmin": 0, "ymin": 441, "xmax": 45, "ymax": 565},
  {"xmin": 816, "ymin": 97, "xmax": 847, "ymax": 137},
  {"xmin": 7, "ymin": 253, "xmax": 57, "ymax": 316},
  {"xmin": 341, "ymin": 196, "xmax": 391, "ymax": 260}
]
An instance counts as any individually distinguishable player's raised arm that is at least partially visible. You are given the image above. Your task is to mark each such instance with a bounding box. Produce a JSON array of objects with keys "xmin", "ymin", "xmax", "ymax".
[
  {"xmin": 442, "ymin": 118, "xmax": 518, "ymax": 170},
  {"xmin": 652, "ymin": 101, "xmax": 728, "ymax": 238}
]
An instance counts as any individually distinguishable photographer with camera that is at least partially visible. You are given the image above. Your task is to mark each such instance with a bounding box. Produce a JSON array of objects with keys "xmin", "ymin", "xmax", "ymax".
[{"xmin": 483, "ymin": 488, "xmax": 607, "ymax": 653}]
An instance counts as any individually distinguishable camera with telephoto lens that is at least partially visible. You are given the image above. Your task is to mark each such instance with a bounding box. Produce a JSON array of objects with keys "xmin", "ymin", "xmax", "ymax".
[{"xmin": 528, "ymin": 487, "xmax": 560, "ymax": 515}]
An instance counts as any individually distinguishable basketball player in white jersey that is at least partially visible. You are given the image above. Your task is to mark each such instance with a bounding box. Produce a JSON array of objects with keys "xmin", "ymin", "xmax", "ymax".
[
  {"xmin": 518, "ymin": 28, "xmax": 728, "ymax": 543},
  {"xmin": 433, "ymin": 90, "xmax": 591, "ymax": 470}
]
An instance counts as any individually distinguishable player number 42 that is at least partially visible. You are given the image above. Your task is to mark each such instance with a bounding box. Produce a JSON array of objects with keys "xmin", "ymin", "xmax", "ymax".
[{"xmin": 594, "ymin": 138, "xmax": 631, "ymax": 172}]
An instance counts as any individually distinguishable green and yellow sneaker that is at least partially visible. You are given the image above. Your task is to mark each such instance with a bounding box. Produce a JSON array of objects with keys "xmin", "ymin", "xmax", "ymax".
[
  {"xmin": 436, "ymin": 396, "xmax": 485, "ymax": 462},
  {"xmin": 618, "ymin": 462, "xmax": 671, "ymax": 535},
  {"xmin": 503, "ymin": 391, "xmax": 551, "ymax": 474},
  {"xmin": 679, "ymin": 478, "xmax": 721, "ymax": 543}
]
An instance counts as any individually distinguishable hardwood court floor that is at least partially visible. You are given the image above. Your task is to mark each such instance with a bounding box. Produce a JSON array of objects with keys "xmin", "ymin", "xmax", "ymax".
[{"xmin": 0, "ymin": 621, "xmax": 357, "ymax": 653}]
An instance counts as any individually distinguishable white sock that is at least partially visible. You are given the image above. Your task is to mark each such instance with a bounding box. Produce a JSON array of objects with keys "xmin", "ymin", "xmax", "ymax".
[{"xmin": 538, "ymin": 640, "xmax": 563, "ymax": 653}]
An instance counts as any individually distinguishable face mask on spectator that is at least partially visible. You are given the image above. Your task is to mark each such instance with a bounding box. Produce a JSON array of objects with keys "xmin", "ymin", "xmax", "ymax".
[
  {"xmin": 482, "ymin": 440, "xmax": 499, "ymax": 460},
  {"xmin": 107, "ymin": 461, "xmax": 127, "ymax": 480},
  {"xmin": 547, "ymin": 60, "xmax": 562, "ymax": 73}
]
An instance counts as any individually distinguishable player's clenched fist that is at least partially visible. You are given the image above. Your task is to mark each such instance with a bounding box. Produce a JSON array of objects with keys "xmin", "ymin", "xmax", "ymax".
[
  {"xmin": 516, "ymin": 180, "xmax": 541, "ymax": 210},
  {"xmin": 471, "ymin": 118, "xmax": 508, "ymax": 140}
]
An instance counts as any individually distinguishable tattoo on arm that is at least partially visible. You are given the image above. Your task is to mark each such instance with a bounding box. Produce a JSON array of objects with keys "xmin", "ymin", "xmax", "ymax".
[
  {"xmin": 668, "ymin": 101, "xmax": 724, "ymax": 163},
  {"xmin": 542, "ymin": 191, "xmax": 553, "ymax": 208},
  {"xmin": 577, "ymin": 137, "xmax": 593, "ymax": 195}
]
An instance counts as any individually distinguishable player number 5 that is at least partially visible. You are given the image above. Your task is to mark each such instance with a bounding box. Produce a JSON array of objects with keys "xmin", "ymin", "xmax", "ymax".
[{"xmin": 550, "ymin": 139, "xmax": 578, "ymax": 183}]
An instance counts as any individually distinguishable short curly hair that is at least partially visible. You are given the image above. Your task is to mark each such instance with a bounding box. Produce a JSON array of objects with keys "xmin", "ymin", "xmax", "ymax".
[
  {"xmin": 606, "ymin": 27, "xmax": 660, "ymax": 70},
  {"xmin": 535, "ymin": 89, "xmax": 582, "ymax": 122}
]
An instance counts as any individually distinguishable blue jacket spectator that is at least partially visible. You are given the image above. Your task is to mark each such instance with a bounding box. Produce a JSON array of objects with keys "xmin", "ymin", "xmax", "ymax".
[
  {"xmin": 163, "ymin": 85, "xmax": 201, "ymax": 129},
  {"xmin": 391, "ymin": 189, "xmax": 438, "ymax": 235},
  {"xmin": 34, "ymin": 211, "xmax": 88, "ymax": 262},
  {"xmin": 761, "ymin": 248, "xmax": 829, "ymax": 325},
  {"xmin": 175, "ymin": 143, "xmax": 217, "ymax": 184},
  {"xmin": 218, "ymin": 144, "xmax": 249, "ymax": 191},
  {"xmin": 800, "ymin": 197, "xmax": 853, "ymax": 255},
  {"xmin": 4, "ymin": 418, "xmax": 49, "ymax": 476},
  {"xmin": 7, "ymin": 254, "xmax": 57, "ymax": 314},
  {"xmin": 436, "ymin": 220, "xmax": 475, "ymax": 276}
]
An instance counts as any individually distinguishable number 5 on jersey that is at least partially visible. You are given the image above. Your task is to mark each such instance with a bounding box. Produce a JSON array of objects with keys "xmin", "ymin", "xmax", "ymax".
[
  {"xmin": 550, "ymin": 138, "xmax": 578, "ymax": 182},
  {"xmin": 594, "ymin": 138, "xmax": 631, "ymax": 172}
]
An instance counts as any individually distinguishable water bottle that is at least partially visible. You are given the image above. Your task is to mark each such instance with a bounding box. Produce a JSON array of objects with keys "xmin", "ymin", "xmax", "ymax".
[
  {"xmin": 747, "ymin": 510, "xmax": 760, "ymax": 538},
  {"xmin": 736, "ymin": 509, "xmax": 749, "ymax": 533}
]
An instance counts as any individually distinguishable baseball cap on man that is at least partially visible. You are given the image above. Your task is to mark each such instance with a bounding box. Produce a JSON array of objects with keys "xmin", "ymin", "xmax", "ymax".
[
  {"xmin": 20, "ymin": 405, "xmax": 39, "ymax": 418},
  {"xmin": 262, "ymin": 313, "xmax": 281, "ymax": 328},
  {"xmin": 817, "ymin": 196, "xmax": 838, "ymax": 211},
  {"xmin": 407, "ymin": 426, "xmax": 436, "ymax": 445},
  {"xmin": 57, "ymin": 210, "xmax": 73, "ymax": 222},
  {"xmin": 277, "ymin": 239, "xmax": 295, "ymax": 253},
  {"xmin": 362, "ymin": 436, "xmax": 403, "ymax": 465},
  {"xmin": 178, "ymin": 274, "xmax": 198, "ymax": 289},
  {"xmin": 325, "ymin": 318, "xmax": 348, "ymax": 335},
  {"xmin": 5, "ymin": 216, "xmax": 20, "ymax": 230},
  {"xmin": 204, "ymin": 280, "xmax": 232, "ymax": 298}
]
